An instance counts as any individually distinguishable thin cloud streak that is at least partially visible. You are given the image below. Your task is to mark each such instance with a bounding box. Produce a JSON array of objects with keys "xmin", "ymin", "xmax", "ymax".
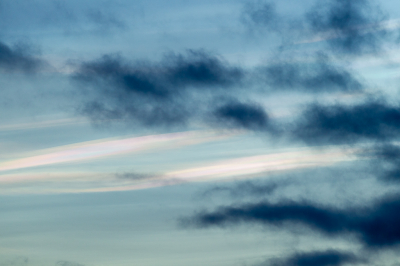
[
  {"xmin": 0, "ymin": 118, "xmax": 88, "ymax": 131},
  {"xmin": 164, "ymin": 147, "xmax": 358, "ymax": 180},
  {"xmin": 0, "ymin": 145, "xmax": 360, "ymax": 194},
  {"xmin": 0, "ymin": 130, "xmax": 232, "ymax": 173},
  {"xmin": 68, "ymin": 147, "xmax": 360, "ymax": 193}
]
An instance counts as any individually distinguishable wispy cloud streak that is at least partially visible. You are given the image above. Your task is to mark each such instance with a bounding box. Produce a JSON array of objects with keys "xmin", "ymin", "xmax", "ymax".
[
  {"xmin": 0, "ymin": 144, "xmax": 360, "ymax": 193},
  {"xmin": 0, "ymin": 130, "xmax": 230, "ymax": 173}
]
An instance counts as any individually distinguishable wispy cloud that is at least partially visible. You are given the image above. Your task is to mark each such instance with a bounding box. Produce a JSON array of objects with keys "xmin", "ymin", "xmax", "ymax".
[
  {"xmin": 0, "ymin": 144, "xmax": 359, "ymax": 194},
  {"xmin": 165, "ymin": 147, "xmax": 357, "ymax": 181},
  {"xmin": 0, "ymin": 118, "xmax": 87, "ymax": 132},
  {"xmin": 0, "ymin": 130, "xmax": 231, "ymax": 173}
]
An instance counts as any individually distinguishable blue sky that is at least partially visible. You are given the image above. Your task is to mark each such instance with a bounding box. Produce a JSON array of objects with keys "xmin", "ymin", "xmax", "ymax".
[{"xmin": 2, "ymin": 0, "xmax": 400, "ymax": 265}]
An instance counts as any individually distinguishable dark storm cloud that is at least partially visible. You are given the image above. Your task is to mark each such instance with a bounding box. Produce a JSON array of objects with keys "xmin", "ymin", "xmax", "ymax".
[
  {"xmin": 183, "ymin": 194, "xmax": 400, "ymax": 248},
  {"xmin": 261, "ymin": 55, "xmax": 363, "ymax": 92},
  {"xmin": 268, "ymin": 250, "xmax": 362, "ymax": 266},
  {"xmin": 306, "ymin": 0, "xmax": 388, "ymax": 55},
  {"xmin": 74, "ymin": 50, "xmax": 253, "ymax": 128},
  {"xmin": 294, "ymin": 100, "xmax": 400, "ymax": 145},
  {"xmin": 0, "ymin": 41, "xmax": 46, "ymax": 73}
]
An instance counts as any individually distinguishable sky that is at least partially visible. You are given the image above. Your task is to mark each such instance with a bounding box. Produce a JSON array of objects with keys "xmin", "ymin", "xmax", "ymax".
[{"xmin": 2, "ymin": 0, "xmax": 400, "ymax": 265}]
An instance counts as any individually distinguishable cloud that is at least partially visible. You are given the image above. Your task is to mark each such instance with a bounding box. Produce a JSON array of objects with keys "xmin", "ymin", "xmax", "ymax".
[
  {"xmin": 213, "ymin": 101, "xmax": 271, "ymax": 131},
  {"xmin": 202, "ymin": 180, "xmax": 279, "ymax": 198},
  {"xmin": 0, "ymin": 1, "xmax": 127, "ymax": 34},
  {"xmin": 73, "ymin": 50, "xmax": 252, "ymax": 129},
  {"xmin": 306, "ymin": 0, "xmax": 388, "ymax": 55},
  {"xmin": 0, "ymin": 41, "xmax": 46, "ymax": 73},
  {"xmin": 75, "ymin": 48, "xmax": 366, "ymax": 132},
  {"xmin": 0, "ymin": 130, "xmax": 225, "ymax": 173},
  {"xmin": 115, "ymin": 172, "xmax": 156, "ymax": 181},
  {"xmin": 241, "ymin": 0, "xmax": 279, "ymax": 31},
  {"xmin": 75, "ymin": 50, "xmax": 243, "ymax": 95},
  {"xmin": 290, "ymin": 98, "xmax": 400, "ymax": 184},
  {"xmin": 293, "ymin": 100, "xmax": 400, "ymax": 145},
  {"xmin": 367, "ymin": 144, "xmax": 400, "ymax": 182},
  {"xmin": 260, "ymin": 54, "xmax": 363, "ymax": 92},
  {"xmin": 241, "ymin": 0, "xmax": 393, "ymax": 56},
  {"xmin": 183, "ymin": 194, "xmax": 400, "ymax": 248},
  {"xmin": 267, "ymin": 250, "xmax": 362, "ymax": 266},
  {"xmin": 0, "ymin": 144, "xmax": 356, "ymax": 194}
]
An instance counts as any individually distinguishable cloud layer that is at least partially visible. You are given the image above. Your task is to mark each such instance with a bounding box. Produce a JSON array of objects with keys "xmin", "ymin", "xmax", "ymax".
[{"xmin": 184, "ymin": 193, "xmax": 400, "ymax": 248}]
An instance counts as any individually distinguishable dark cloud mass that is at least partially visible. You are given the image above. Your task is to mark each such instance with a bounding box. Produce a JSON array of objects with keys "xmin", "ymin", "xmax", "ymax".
[
  {"xmin": 0, "ymin": 41, "xmax": 45, "ymax": 73},
  {"xmin": 74, "ymin": 50, "xmax": 261, "ymax": 128},
  {"xmin": 268, "ymin": 250, "xmax": 362, "ymax": 266},
  {"xmin": 184, "ymin": 194, "xmax": 400, "ymax": 248},
  {"xmin": 294, "ymin": 101, "xmax": 400, "ymax": 144},
  {"xmin": 369, "ymin": 144, "xmax": 400, "ymax": 181},
  {"xmin": 262, "ymin": 55, "xmax": 363, "ymax": 92},
  {"xmin": 165, "ymin": 51, "xmax": 244, "ymax": 87},
  {"xmin": 76, "ymin": 50, "xmax": 243, "ymax": 96},
  {"xmin": 213, "ymin": 101, "xmax": 270, "ymax": 131},
  {"xmin": 306, "ymin": 0, "xmax": 387, "ymax": 54}
]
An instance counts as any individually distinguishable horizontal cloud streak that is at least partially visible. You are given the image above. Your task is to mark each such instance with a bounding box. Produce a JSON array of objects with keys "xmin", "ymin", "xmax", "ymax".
[
  {"xmin": 0, "ymin": 145, "xmax": 358, "ymax": 194},
  {"xmin": 165, "ymin": 147, "xmax": 357, "ymax": 181},
  {"xmin": 0, "ymin": 130, "xmax": 229, "ymax": 173},
  {"xmin": 184, "ymin": 194, "xmax": 400, "ymax": 248}
]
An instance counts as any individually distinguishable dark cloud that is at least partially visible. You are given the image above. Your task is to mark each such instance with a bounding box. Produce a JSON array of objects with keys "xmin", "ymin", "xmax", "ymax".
[
  {"xmin": 183, "ymin": 194, "xmax": 400, "ymax": 248},
  {"xmin": 261, "ymin": 54, "xmax": 363, "ymax": 92},
  {"xmin": 368, "ymin": 144, "xmax": 400, "ymax": 182},
  {"xmin": 0, "ymin": 41, "xmax": 46, "ymax": 73},
  {"xmin": 294, "ymin": 100, "xmax": 400, "ymax": 145},
  {"xmin": 74, "ymin": 50, "xmax": 253, "ymax": 129},
  {"xmin": 268, "ymin": 250, "xmax": 362, "ymax": 266},
  {"xmin": 213, "ymin": 101, "xmax": 271, "ymax": 131},
  {"xmin": 306, "ymin": 0, "xmax": 388, "ymax": 55},
  {"xmin": 165, "ymin": 51, "xmax": 243, "ymax": 87}
]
